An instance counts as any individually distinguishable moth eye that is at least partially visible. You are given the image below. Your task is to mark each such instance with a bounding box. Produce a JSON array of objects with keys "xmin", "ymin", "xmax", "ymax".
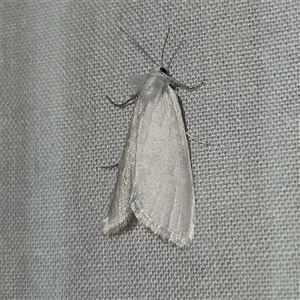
[{"xmin": 160, "ymin": 67, "xmax": 168, "ymax": 74}]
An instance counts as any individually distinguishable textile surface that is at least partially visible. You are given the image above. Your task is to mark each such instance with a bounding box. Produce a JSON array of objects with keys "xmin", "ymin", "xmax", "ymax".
[{"xmin": 1, "ymin": 1, "xmax": 299, "ymax": 299}]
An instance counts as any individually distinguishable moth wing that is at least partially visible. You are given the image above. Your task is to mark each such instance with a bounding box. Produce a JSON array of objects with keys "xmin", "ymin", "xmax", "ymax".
[
  {"xmin": 131, "ymin": 86, "xmax": 195, "ymax": 247},
  {"xmin": 101, "ymin": 98, "xmax": 147, "ymax": 234}
]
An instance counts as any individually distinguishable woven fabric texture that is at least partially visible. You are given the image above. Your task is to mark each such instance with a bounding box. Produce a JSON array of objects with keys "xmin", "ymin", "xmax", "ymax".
[{"xmin": 1, "ymin": 1, "xmax": 299, "ymax": 299}]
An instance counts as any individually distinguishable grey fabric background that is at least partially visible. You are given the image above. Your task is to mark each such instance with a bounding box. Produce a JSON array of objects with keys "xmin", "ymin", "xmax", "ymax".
[{"xmin": 1, "ymin": 1, "xmax": 299, "ymax": 299}]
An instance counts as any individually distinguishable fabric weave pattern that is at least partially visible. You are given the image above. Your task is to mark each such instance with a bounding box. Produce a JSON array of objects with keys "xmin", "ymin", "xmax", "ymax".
[{"xmin": 1, "ymin": 1, "xmax": 299, "ymax": 299}]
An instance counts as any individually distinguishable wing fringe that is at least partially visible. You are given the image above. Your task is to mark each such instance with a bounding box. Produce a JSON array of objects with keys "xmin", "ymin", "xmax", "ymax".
[
  {"xmin": 131, "ymin": 199, "xmax": 194, "ymax": 248},
  {"xmin": 101, "ymin": 211, "xmax": 133, "ymax": 235}
]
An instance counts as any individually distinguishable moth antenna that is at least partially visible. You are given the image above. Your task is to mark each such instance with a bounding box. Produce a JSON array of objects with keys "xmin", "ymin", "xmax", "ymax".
[
  {"xmin": 116, "ymin": 25, "xmax": 157, "ymax": 65},
  {"xmin": 167, "ymin": 39, "xmax": 184, "ymax": 69},
  {"xmin": 161, "ymin": 26, "xmax": 171, "ymax": 67}
]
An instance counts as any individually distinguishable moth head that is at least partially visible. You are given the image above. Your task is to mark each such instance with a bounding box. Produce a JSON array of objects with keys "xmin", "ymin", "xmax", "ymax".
[
  {"xmin": 159, "ymin": 67, "xmax": 170, "ymax": 75},
  {"xmin": 151, "ymin": 66, "xmax": 170, "ymax": 77},
  {"xmin": 150, "ymin": 66, "xmax": 170, "ymax": 77}
]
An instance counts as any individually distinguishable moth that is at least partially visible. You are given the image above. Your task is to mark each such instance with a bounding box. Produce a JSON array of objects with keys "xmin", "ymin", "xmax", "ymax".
[{"xmin": 101, "ymin": 26, "xmax": 205, "ymax": 247}]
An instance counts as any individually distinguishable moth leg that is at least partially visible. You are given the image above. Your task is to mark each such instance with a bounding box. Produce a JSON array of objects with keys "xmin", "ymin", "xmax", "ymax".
[
  {"xmin": 101, "ymin": 162, "xmax": 119, "ymax": 169},
  {"xmin": 171, "ymin": 77, "xmax": 205, "ymax": 91},
  {"xmin": 186, "ymin": 132, "xmax": 208, "ymax": 146},
  {"xmin": 106, "ymin": 94, "xmax": 137, "ymax": 107}
]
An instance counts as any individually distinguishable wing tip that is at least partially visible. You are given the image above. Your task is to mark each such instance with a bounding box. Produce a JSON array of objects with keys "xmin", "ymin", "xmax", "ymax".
[
  {"xmin": 131, "ymin": 200, "xmax": 194, "ymax": 248},
  {"xmin": 100, "ymin": 214, "xmax": 133, "ymax": 235}
]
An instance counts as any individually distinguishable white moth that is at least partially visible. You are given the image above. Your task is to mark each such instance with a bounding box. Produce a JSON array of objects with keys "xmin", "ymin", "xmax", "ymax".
[{"xmin": 101, "ymin": 26, "xmax": 205, "ymax": 247}]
